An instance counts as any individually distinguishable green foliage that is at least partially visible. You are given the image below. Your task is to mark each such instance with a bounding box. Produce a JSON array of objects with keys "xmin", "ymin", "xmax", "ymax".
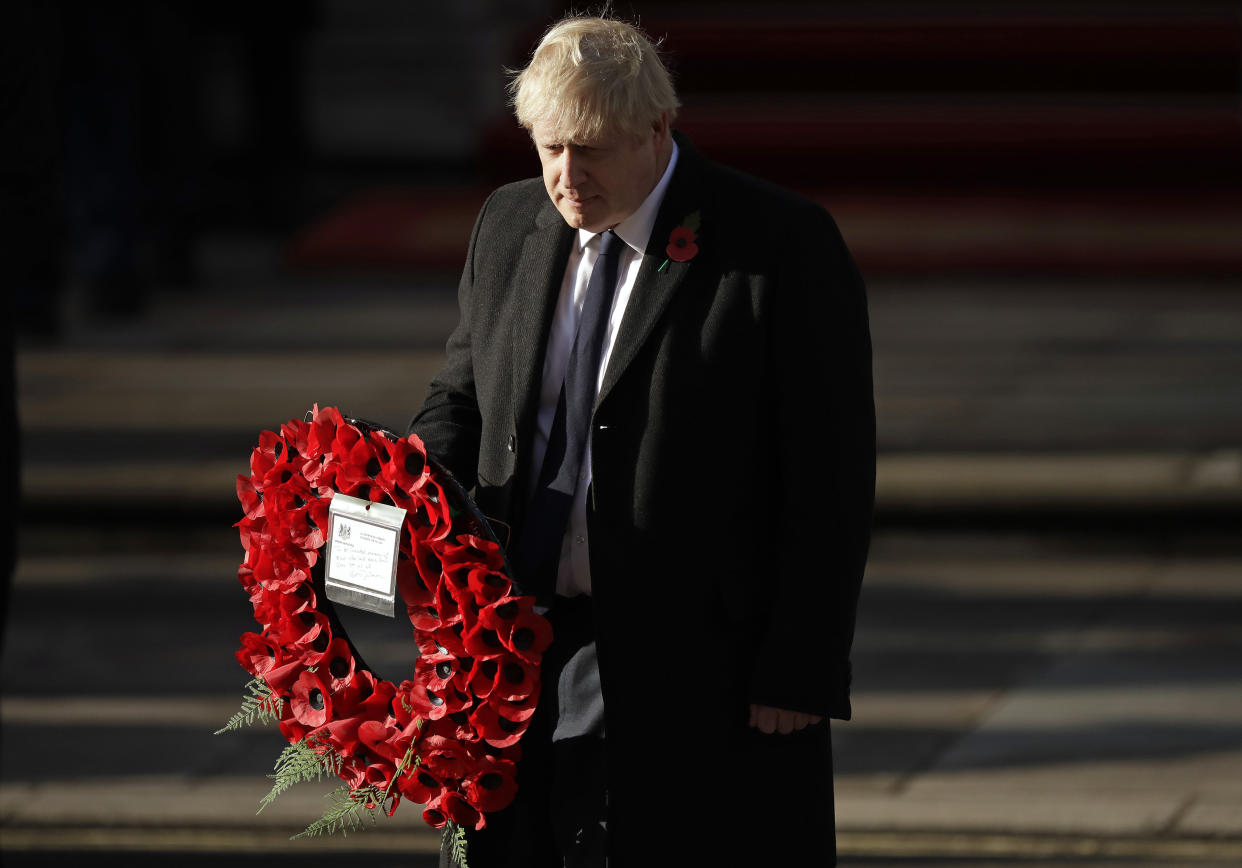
[
  {"xmin": 383, "ymin": 737, "xmax": 421, "ymax": 804},
  {"xmin": 258, "ymin": 736, "xmax": 341, "ymax": 814},
  {"xmin": 291, "ymin": 784, "xmax": 385, "ymax": 839},
  {"xmin": 442, "ymin": 821, "xmax": 470, "ymax": 868},
  {"xmin": 214, "ymin": 677, "xmax": 283, "ymax": 734},
  {"xmin": 217, "ymin": 677, "xmax": 435, "ymax": 841}
]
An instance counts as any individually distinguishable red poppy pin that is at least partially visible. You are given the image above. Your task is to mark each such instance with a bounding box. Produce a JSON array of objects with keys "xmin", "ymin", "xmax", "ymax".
[{"xmin": 658, "ymin": 211, "xmax": 701, "ymax": 272}]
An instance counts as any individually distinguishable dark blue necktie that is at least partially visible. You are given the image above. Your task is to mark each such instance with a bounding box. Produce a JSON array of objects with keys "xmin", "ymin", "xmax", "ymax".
[{"xmin": 515, "ymin": 230, "xmax": 623, "ymax": 588}]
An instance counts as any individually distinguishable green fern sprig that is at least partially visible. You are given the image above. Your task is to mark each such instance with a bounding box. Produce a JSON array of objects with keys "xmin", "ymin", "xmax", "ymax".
[
  {"xmin": 214, "ymin": 677, "xmax": 283, "ymax": 734},
  {"xmin": 291, "ymin": 784, "xmax": 384, "ymax": 839},
  {"xmin": 258, "ymin": 736, "xmax": 341, "ymax": 813},
  {"xmin": 382, "ymin": 719, "xmax": 424, "ymax": 802},
  {"xmin": 442, "ymin": 821, "xmax": 470, "ymax": 868}
]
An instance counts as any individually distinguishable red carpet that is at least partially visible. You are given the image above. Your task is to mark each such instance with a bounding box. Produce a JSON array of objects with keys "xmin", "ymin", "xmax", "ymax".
[{"xmin": 284, "ymin": 187, "xmax": 1242, "ymax": 279}]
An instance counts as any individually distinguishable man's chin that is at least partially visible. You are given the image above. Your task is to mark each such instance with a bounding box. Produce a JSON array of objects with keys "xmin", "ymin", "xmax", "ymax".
[{"xmin": 557, "ymin": 202, "xmax": 607, "ymax": 232}]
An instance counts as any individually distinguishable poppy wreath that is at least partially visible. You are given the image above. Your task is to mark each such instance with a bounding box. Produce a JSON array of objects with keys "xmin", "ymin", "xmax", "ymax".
[{"xmin": 223, "ymin": 404, "xmax": 552, "ymax": 838}]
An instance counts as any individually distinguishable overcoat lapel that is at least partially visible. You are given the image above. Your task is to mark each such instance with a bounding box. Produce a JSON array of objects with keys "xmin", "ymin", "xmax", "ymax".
[
  {"xmin": 508, "ymin": 202, "xmax": 575, "ymax": 496},
  {"xmin": 598, "ymin": 137, "xmax": 706, "ymax": 409}
]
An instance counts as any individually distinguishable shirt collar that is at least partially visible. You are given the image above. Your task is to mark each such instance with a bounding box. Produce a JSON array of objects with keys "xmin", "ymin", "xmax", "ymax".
[{"xmin": 576, "ymin": 139, "xmax": 681, "ymax": 255}]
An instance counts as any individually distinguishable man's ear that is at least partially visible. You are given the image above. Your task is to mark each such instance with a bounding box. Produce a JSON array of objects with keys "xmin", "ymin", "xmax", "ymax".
[{"xmin": 651, "ymin": 111, "xmax": 670, "ymax": 146}]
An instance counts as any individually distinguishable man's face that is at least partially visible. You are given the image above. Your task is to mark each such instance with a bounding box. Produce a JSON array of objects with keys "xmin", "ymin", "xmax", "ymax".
[{"xmin": 531, "ymin": 115, "xmax": 670, "ymax": 233}]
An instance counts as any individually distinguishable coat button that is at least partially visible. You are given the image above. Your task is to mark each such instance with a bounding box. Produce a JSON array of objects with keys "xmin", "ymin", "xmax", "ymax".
[{"xmin": 506, "ymin": 434, "xmax": 516, "ymax": 453}]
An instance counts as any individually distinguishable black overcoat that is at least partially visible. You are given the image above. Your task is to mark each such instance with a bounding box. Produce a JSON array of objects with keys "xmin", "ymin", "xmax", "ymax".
[{"xmin": 411, "ymin": 135, "xmax": 874, "ymax": 865}]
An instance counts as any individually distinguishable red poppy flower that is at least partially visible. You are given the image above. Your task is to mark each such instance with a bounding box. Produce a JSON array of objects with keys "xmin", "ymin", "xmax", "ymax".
[
  {"xmin": 404, "ymin": 478, "xmax": 452, "ymax": 542},
  {"xmin": 429, "ymin": 709, "xmax": 480, "ymax": 745},
  {"xmin": 439, "ymin": 563, "xmax": 476, "ymax": 612},
  {"xmin": 467, "ymin": 565, "xmax": 511, "ymax": 603},
  {"xmin": 426, "ymin": 790, "xmax": 483, "ymax": 831},
  {"xmin": 307, "ymin": 636, "xmax": 355, "ymax": 691},
  {"xmin": 443, "ymin": 535, "xmax": 506, "ymax": 572},
  {"xmin": 336, "ymin": 436, "xmax": 383, "ymax": 494},
  {"xmin": 234, "ymin": 513, "xmax": 266, "ymax": 552},
  {"xmin": 400, "ymin": 763, "xmax": 447, "ymax": 805},
  {"xmin": 285, "ymin": 496, "xmax": 328, "ymax": 550},
  {"xmin": 467, "ymin": 657, "xmax": 499, "ymax": 700},
  {"xmin": 432, "ymin": 574, "xmax": 465, "ymax": 628},
  {"xmin": 261, "ymin": 457, "xmax": 307, "ymax": 499},
  {"xmin": 408, "ymin": 539, "xmax": 445, "ymax": 595},
  {"xmin": 306, "ymin": 404, "xmax": 344, "ymax": 459},
  {"xmin": 277, "ymin": 697, "xmax": 316, "ymax": 745},
  {"xmin": 357, "ymin": 719, "xmax": 411, "ymax": 769},
  {"xmin": 419, "ymin": 734, "xmax": 473, "ymax": 780},
  {"xmin": 414, "ymin": 650, "xmax": 462, "ymax": 694},
  {"xmin": 407, "ymin": 668, "xmax": 473, "ymax": 720},
  {"xmin": 247, "ymin": 584, "xmax": 285, "ymax": 630},
  {"xmin": 337, "ymin": 753, "xmax": 389, "ymax": 793},
  {"xmin": 332, "ymin": 695, "xmax": 414, "ymax": 761},
  {"xmin": 329, "ymin": 421, "xmax": 362, "ymax": 460},
  {"xmin": 468, "ymin": 699, "xmax": 529, "ymax": 748},
  {"xmin": 261, "ymin": 657, "xmax": 304, "ymax": 698},
  {"xmin": 236, "ymin": 631, "xmax": 282, "ymax": 675},
  {"xmin": 306, "ymin": 460, "xmax": 342, "ymax": 498},
  {"xmin": 422, "ymin": 790, "xmax": 477, "ymax": 830},
  {"xmin": 477, "ymin": 597, "xmax": 525, "ymax": 640},
  {"xmin": 272, "ymin": 577, "xmax": 315, "ymax": 618},
  {"xmin": 252, "ymin": 540, "xmax": 310, "ymax": 593},
  {"xmin": 378, "ymin": 433, "xmax": 431, "ymax": 501},
  {"xmin": 315, "ymin": 715, "xmax": 366, "ymax": 757},
  {"xmin": 332, "ymin": 671, "xmax": 397, "ymax": 722},
  {"xmin": 471, "ymin": 596, "xmax": 552, "ymax": 664},
  {"xmin": 490, "ymin": 657, "xmax": 539, "ymax": 702},
  {"xmin": 290, "ymin": 669, "xmax": 333, "ymax": 727},
  {"xmin": 262, "ymin": 473, "xmax": 314, "ymax": 531},
  {"xmin": 277, "ymin": 609, "xmax": 330, "ymax": 657},
  {"xmin": 237, "ymin": 475, "xmax": 264, "ymax": 521},
  {"xmin": 280, "ymin": 418, "xmax": 311, "ymax": 460},
  {"xmin": 463, "ymin": 756, "xmax": 517, "ymax": 813},
  {"xmin": 463, "ymin": 620, "xmax": 507, "ymax": 659},
  {"xmin": 250, "ymin": 429, "xmax": 287, "ymax": 480},
  {"xmin": 487, "ymin": 685, "xmax": 539, "ymax": 723},
  {"xmin": 503, "ymin": 611, "xmax": 553, "ymax": 665},
  {"xmin": 420, "ymin": 622, "xmax": 468, "ymax": 659},
  {"xmin": 360, "ymin": 759, "xmax": 402, "ymax": 796},
  {"xmin": 666, "ymin": 225, "xmax": 699, "ymax": 262},
  {"xmin": 396, "ymin": 556, "xmax": 436, "ymax": 613}
]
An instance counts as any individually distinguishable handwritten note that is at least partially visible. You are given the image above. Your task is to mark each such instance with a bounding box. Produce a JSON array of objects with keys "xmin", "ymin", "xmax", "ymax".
[
  {"xmin": 327, "ymin": 516, "xmax": 398, "ymax": 593},
  {"xmin": 324, "ymin": 493, "xmax": 407, "ymax": 616}
]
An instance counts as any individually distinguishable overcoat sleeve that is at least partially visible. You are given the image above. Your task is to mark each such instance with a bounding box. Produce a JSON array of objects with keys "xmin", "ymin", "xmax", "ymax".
[{"xmin": 749, "ymin": 203, "xmax": 875, "ymax": 720}]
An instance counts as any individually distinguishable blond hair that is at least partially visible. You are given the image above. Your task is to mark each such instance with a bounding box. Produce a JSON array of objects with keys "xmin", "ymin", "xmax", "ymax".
[{"xmin": 509, "ymin": 15, "xmax": 679, "ymax": 143}]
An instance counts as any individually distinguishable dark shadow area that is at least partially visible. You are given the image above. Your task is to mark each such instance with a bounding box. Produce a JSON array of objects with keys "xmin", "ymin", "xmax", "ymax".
[{"xmin": 0, "ymin": 852, "xmax": 438, "ymax": 868}]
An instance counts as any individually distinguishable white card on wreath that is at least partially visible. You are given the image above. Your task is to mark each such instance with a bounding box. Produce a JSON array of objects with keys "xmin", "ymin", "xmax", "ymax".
[{"xmin": 324, "ymin": 493, "xmax": 406, "ymax": 617}]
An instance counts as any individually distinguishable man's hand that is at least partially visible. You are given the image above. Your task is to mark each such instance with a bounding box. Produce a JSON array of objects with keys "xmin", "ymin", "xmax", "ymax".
[{"xmin": 749, "ymin": 703, "xmax": 824, "ymax": 735}]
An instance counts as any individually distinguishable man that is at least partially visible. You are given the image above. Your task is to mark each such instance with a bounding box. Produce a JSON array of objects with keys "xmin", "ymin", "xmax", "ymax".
[{"xmin": 411, "ymin": 14, "xmax": 873, "ymax": 867}]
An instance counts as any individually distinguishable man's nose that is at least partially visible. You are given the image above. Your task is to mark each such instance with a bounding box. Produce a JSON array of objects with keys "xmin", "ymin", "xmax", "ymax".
[{"xmin": 561, "ymin": 148, "xmax": 585, "ymax": 189}]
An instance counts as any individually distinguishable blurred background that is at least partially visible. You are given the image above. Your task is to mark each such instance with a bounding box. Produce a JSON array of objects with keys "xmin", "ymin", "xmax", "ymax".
[{"xmin": 4, "ymin": 0, "xmax": 1241, "ymax": 865}]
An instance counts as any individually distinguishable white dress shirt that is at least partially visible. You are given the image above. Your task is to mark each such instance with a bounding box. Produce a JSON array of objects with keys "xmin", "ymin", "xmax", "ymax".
[{"xmin": 528, "ymin": 141, "xmax": 681, "ymax": 596}]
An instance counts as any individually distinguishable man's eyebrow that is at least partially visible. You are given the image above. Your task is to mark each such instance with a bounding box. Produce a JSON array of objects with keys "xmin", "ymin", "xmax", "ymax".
[{"xmin": 536, "ymin": 137, "xmax": 599, "ymax": 149}]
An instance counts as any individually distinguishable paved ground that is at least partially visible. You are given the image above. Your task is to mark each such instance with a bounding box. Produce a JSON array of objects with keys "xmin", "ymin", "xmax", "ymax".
[
  {"xmin": 4, "ymin": 525, "xmax": 1239, "ymax": 864},
  {"xmin": 5, "ymin": 241, "xmax": 1242, "ymax": 863}
]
